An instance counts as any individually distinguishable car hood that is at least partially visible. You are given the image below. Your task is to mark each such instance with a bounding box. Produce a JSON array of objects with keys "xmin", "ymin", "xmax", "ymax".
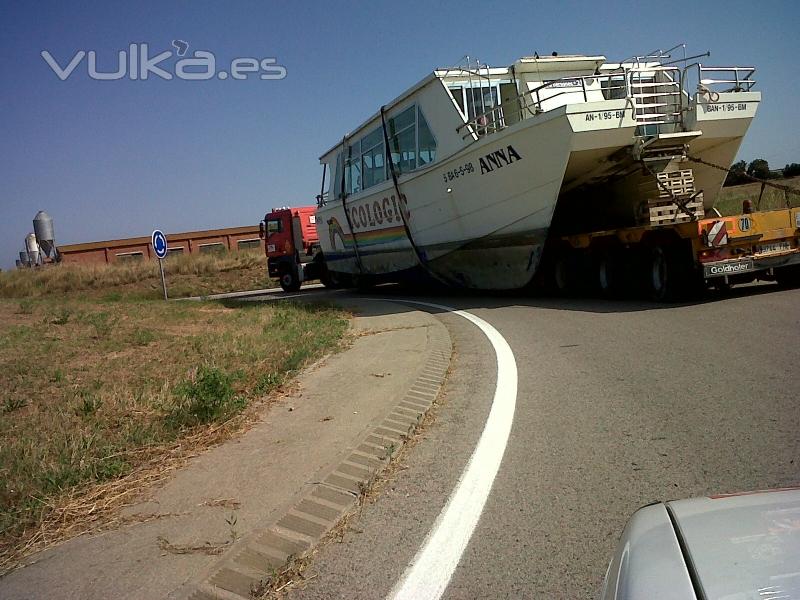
[{"xmin": 667, "ymin": 488, "xmax": 800, "ymax": 600}]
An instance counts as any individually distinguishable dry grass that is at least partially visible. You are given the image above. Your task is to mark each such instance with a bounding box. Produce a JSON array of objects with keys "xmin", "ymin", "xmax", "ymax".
[
  {"xmin": 0, "ymin": 250, "xmax": 275, "ymax": 300},
  {"xmin": 714, "ymin": 177, "xmax": 800, "ymax": 216},
  {"xmin": 0, "ymin": 296, "xmax": 349, "ymax": 573}
]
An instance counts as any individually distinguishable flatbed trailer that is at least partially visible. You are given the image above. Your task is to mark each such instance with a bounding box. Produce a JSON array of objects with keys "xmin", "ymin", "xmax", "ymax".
[{"xmin": 544, "ymin": 206, "xmax": 800, "ymax": 301}]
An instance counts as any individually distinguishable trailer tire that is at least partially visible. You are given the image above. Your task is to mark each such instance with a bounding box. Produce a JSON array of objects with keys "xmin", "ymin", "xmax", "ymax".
[
  {"xmin": 596, "ymin": 251, "xmax": 623, "ymax": 298},
  {"xmin": 647, "ymin": 245, "xmax": 700, "ymax": 302},
  {"xmin": 279, "ymin": 269, "xmax": 301, "ymax": 293}
]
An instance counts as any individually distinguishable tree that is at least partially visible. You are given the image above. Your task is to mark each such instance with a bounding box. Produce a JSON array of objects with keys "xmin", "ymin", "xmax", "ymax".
[
  {"xmin": 783, "ymin": 163, "xmax": 800, "ymax": 178},
  {"xmin": 747, "ymin": 158, "xmax": 771, "ymax": 180},
  {"xmin": 724, "ymin": 160, "xmax": 748, "ymax": 186}
]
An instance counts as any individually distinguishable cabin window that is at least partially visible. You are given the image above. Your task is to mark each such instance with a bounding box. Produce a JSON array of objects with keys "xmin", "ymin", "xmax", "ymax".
[
  {"xmin": 332, "ymin": 153, "xmax": 343, "ymax": 198},
  {"xmin": 345, "ymin": 139, "xmax": 362, "ymax": 195},
  {"xmin": 361, "ymin": 127, "xmax": 386, "ymax": 189},
  {"xmin": 329, "ymin": 103, "xmax": 439, "ymax": 197},
  {"xmin": 388, "ymin": 106, "xmax": 417, "ymax": 173},
  {"xmin": 601, "ymin": 76, "xmax": 626, "ymax": 100},
  {"xmin": 387, "ymin": 106, "xmax": 416, "ymax": 137},
  {"xmin": 465, "ymin": 86, "xmax": 498, "ymax": 119},
  {"xmin": 448, "ymin": 86, "xmax": 465, "ymax": 114},
  {"xmin": 417, "ymin": 107, "xmax": 437, "ymax": 166}
]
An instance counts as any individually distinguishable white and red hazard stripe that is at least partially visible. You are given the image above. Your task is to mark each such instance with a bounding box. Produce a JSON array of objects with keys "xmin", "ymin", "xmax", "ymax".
[{"xmin": 706, "ymin": 220, "xmax": 728, "ymax": 247}]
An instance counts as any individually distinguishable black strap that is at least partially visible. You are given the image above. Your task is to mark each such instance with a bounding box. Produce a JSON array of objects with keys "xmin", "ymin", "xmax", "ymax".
[
  {"xmin": 380, "ymin": 106, "xmax": 431, "ymax": 271},
  {"xmin": 338, "ymin": 136, "xmax": 364, "ymax": 274}
]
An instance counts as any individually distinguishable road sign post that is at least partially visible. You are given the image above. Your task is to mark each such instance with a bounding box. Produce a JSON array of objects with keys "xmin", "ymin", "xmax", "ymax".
[{"xmin": 151, "ymin": 230, "xmax": 168, "ymax": 300}]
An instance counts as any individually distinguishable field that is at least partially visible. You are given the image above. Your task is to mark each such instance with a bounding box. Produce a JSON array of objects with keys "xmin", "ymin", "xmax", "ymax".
[
  {"xmin": 0, "ymin": 250, "xmax": 274, "ymax": 300},
  {"xmin": 714, "ymin": 177, "xmax": 800, "ymax": 216},
  {"xmin": 0, "ymin": 257, "xmax": 348, "ymax": 572}
]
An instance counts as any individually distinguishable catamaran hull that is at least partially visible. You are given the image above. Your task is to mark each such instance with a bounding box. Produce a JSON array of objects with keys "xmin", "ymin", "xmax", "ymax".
[{"xmin": 317, "ymin": 99, "xmax": 638, "ymax": 289}]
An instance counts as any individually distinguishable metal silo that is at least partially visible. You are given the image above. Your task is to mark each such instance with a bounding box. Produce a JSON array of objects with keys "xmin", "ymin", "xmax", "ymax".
[
  {"xmin": 25, "ymin": 233, "xmax": 40, "ymax": 266},
  {"xmin": 33, "ymin": 210, "xmax": 56, "ymax": 259},
  {"xmin": 19, "ymin": 251, "xmax": 30, "ymax": 267}
]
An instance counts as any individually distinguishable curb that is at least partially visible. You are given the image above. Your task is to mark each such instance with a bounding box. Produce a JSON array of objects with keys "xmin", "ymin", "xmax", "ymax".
[{"xmin": 187, "ymin": 309, "xmax": 453, "ymax": 600}]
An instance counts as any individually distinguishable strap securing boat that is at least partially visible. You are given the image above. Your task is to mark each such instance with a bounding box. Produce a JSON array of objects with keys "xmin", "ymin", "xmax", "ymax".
[
  {"xmin": 379, "ymin": 105, "xmax": 449, "ymax": 284},
  {"xmin": 339, "ymin": 135, "xmax": 365, "ymax": 275}
]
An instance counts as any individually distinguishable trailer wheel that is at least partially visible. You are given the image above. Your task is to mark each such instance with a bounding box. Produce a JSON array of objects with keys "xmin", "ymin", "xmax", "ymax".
[
  {"xmin": 279, "ymin": 269, "xmax": 301, "ymax": 293},
  {"xmin": 647, "ymin": 245, "xmax": 700, "ymax": 302},
  {"xmin": 596, "ymin": 252, "xmax": 622, "ymax": 298}
]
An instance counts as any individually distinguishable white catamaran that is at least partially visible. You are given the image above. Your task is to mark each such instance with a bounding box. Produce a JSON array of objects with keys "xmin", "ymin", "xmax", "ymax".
[{"xmin": 315, "ymin": 46, "xmax": 760, "ymax": 289}]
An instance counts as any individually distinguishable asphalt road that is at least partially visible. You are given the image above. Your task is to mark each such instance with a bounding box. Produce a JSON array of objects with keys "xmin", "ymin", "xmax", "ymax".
[{"xmin": 287, "ymin": 283, "xmax": 800, "ymax": 599}]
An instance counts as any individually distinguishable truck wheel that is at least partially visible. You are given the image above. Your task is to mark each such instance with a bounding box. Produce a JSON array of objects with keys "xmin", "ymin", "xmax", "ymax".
[
  {"xmin": 279, "ymin": 270, "xmax": 301, "ymax": 293},
  {"xmin": 647, "ymin": 245, "xmax": 699, "ymax": 302},
  {"xmin": 648, "ymin": 247, "xmax": 671, "ymax": 301},
  {"xmin": 596, "ymin": 252, "xmax": 622, "ymax": 298}
]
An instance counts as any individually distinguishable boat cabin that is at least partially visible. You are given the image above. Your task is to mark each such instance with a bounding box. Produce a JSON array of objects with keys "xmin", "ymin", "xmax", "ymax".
[{"xmin": 318, "ymin": 53, "xmax": 685, "ymax": 204}]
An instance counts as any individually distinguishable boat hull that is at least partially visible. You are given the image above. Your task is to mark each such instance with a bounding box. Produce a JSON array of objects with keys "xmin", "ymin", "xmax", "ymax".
[{"xmin": 316, "ymin": 99, "xmax": 638, "ymax": 289}]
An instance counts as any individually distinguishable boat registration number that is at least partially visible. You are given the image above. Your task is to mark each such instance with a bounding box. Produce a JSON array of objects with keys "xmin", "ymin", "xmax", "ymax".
[
  {"xmin": 704, "ymin": 103, "xmax": 748, "ymax": 113},
  {"xmin": 585, "ymin": 110, "xmax": 626, "ymax": 122},
  {"xmin": 442, "ymin": 162, "xmax": 475, "ymax": 182}
]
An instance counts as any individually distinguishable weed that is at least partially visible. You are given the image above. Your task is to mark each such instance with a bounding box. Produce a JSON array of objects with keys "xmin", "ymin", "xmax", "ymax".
[
  {"xmin": 3, "ymin": 397, "xmax": 27, "ymax": 413},
  {"xmin": 74, "ymin": 389, "xmax": 102, "ymax": 417},
  {"xmin": 50, "ymin": 306, "xmax": 72, "ymax": 325},
  {"xmin": 131, "ymin": 328, "xmax": 156, "ymax": 346},
  {"xmin": 17, "ymin": 299, "xmax": 33, "ymax": 315},
  {"xmin": 384, "ymin": 443, "xmax": 396, "ymax": 460},
  {"xmin": 225, "ymin": 512, "xmax": 239, "ymax": 543},
  {"xmin": 84, "ymin": 312, "xmax": 119, "ymax": 338},
  {"xmin": 254, "ymin": 372, "xmax": 282, "ymax": 394},
  {"xmin": 168, "ymin": 365, "xmax": 244, "ymax": 428},
  {"xmin": 52, "ymin": 369, "xmax": 64, "ymax": 383}
]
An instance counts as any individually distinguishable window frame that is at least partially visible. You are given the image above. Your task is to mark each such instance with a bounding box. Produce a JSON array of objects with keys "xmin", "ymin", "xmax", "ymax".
[{"xmin": 329, "ymin": 103, "xmax": 439, "ymax": 199}]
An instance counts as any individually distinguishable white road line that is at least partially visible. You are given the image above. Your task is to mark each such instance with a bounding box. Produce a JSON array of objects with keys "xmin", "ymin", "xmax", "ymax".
[{"xmin": 377, "ymin": 299, "xmax": 518, "ymax": 600}]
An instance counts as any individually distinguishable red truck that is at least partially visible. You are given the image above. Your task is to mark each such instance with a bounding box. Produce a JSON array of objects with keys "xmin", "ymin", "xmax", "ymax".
[{"xmin": 259, "ymin": 206, "xmax": 329, "ymax": 292}]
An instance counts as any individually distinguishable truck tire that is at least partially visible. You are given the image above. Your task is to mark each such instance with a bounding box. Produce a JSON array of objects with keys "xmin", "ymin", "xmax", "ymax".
[
  {"xmin": 596, "ymin": 251, "xmax": 623, "ymax": 298},
  {"xmin": 647, "ymin": 245, "xmax": 699, "ymax": 302},
  {"xmin": 279, "ymin": 269, "xmax": 301, "ymax": 293}
]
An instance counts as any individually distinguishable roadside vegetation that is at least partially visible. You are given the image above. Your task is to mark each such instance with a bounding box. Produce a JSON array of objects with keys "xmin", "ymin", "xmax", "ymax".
[
  {"xmin": 714, "ymin": 176, "xmax": 800, "ymax": 216},
  {"xmin": 0, "ymin": 250, "xmax": 275, "ymax": 300},
  {"xmin": 0, "ymin": 294, "xmax": 348, "ymax": 572}
]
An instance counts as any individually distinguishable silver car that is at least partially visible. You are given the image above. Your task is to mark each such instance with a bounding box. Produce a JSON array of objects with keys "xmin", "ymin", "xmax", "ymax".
[{"xmin": 600, "ymin": 488, "xmax": 800, "ymax": 599}]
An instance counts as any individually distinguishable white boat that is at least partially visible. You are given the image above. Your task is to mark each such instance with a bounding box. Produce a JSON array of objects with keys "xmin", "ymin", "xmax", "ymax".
[{"xmin": 315, "ymin": 47, "xmax": 760, "ymax": 289}]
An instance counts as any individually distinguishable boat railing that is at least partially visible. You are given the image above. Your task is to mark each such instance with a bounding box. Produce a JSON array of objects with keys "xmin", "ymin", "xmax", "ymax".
[
  {"xmin": 457, "ymin": 66, "xmax": 685, "ymax": 140},
  {"xmin": 682, "ymin": 63, "xmax": 756, "ymax": 95}
]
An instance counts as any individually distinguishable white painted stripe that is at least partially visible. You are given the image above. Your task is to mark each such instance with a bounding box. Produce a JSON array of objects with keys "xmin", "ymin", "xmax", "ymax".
[{"xmin": 375, "ymin": 299, "xmax": 518, "ymax": 600}]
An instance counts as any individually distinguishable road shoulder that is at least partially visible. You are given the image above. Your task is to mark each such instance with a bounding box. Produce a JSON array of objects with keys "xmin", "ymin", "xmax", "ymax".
[{"xmin": 0, "ymin": 301, "xmax": 452, "ymax": 600}]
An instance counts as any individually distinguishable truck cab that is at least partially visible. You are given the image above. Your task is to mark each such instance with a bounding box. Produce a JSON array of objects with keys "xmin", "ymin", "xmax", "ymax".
[{"xmin": 259, "ymin": 206, "xmax": 321, "ymax": 291}]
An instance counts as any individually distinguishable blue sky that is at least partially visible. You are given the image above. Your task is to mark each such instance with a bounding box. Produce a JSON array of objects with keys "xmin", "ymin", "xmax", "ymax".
[{"xmin": 2, "ymin": 0, "xmax": 798, "ymax": 269}]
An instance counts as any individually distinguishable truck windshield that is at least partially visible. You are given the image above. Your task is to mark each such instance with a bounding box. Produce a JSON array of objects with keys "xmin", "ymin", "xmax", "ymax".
[{"xmin": 266, "ymin": 219, "xmax": 282, "ymax": 235}]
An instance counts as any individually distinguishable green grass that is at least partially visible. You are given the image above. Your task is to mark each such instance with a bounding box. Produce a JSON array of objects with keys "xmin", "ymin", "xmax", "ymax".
[{"xmin": 0, "ymin": 296, "xmax": 348, "ymax": 562}]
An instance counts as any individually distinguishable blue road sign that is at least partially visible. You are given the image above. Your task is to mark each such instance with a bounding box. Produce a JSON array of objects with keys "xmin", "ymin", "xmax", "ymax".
[{"xmin": 151, "ymin": 229, "xmax": 168, "ymax": 259}]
